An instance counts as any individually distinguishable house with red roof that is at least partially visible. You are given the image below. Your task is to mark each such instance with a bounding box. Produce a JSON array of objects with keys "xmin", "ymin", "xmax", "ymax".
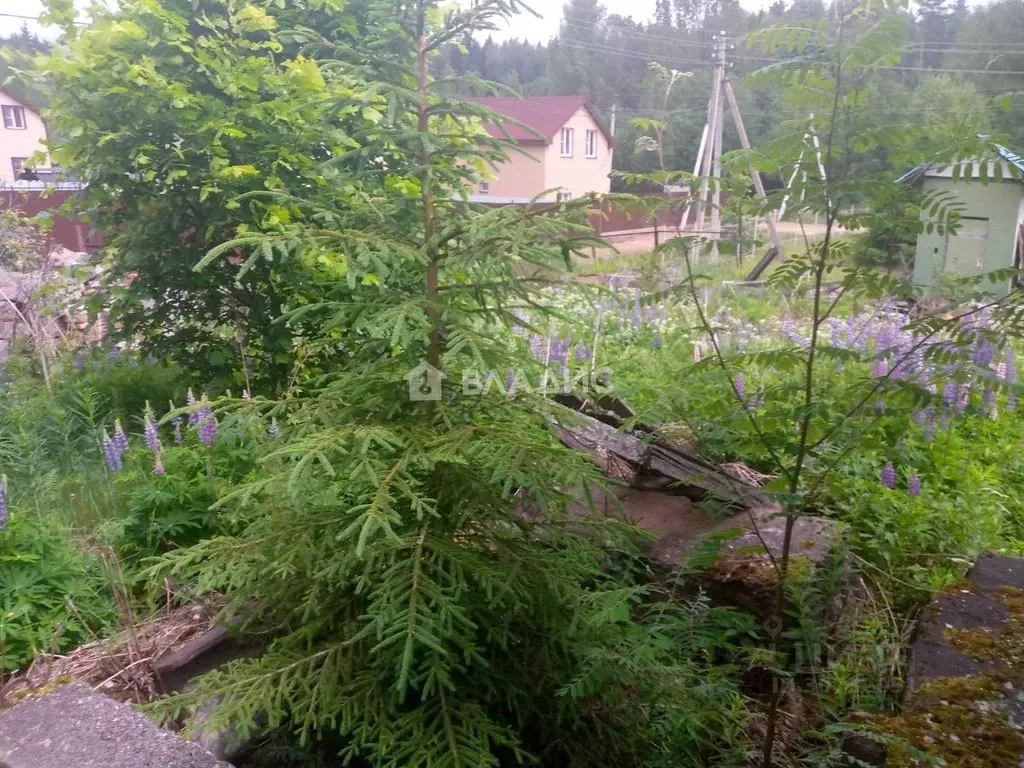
[{"xmin": 468, "ymin": 95, "xmax": 613, "ymax": 204}]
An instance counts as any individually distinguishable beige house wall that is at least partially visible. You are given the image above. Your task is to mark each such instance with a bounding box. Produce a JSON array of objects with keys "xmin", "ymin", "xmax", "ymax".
[
  {"xmin": 543, "ymin": 107, "xmax": 613, "ymax": 199},
  {"xmin": 477, "ymin": 144, "xmax": 548, "ymax": 201},
  {"xmin": 0, "ymin": 92, "xmax": 48, "ymax": 183},
  {"xmin": 474, "ymin": 107, "xmax": 613, "ymax": 203}
]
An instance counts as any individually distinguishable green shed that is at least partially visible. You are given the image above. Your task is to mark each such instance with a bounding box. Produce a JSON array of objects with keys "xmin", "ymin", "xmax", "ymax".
[{"xmin": 899, "ymin": 144, "xmax": 1024, "ymax": 294}]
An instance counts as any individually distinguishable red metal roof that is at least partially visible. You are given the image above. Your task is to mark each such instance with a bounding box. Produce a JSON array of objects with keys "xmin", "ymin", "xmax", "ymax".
[{"xmin": 467, "ymin": 95, "xmax": 613, "ymax": 147}]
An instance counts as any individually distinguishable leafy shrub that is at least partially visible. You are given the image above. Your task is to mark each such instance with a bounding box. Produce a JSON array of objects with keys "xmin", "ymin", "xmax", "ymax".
[
  {"xmin": 0, "ymin": 514, "xmax": 113, "ymax": 670},
  {"xmin": 100, "ymin": 411, "xmax": 262, "ymax": 564}
]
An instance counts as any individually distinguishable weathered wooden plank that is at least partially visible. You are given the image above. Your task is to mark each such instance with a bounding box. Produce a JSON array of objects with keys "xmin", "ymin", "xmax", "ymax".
[
  {"xmin": 553, "ymin": 409, "xmax": 648, "ymax": 465},
  {"xmin": 554, "ymin": 408, "xmax": 772, "ymax": 508},
  {"xmin": 647, "ymin": 439, "xmax": 774, "ymax": 508}
]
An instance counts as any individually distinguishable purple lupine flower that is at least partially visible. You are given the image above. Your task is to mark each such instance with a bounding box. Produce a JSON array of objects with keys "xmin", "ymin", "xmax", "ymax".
[
  {"xmin": 103, "ymin": 430, "xmax": 123, "ymax": 473},
  {"xmin": 872, "ymin": 359, "xmax": 888, "ymax": 378},
  {"xmin": 828, "ymin": 317, "xmax": 843, "ymax": 348},
  {"xmin": 876, "ymin": 324, "xmax": 894, "ymax": 352},
  {"xmin": 169, "ymin": 400, "xmax": 185, "ymax": 444},
  {"xmin": 198, "ymin": 414, "xmax": 218, "ymax": 446},
  {"xmin": 187, "ymin": 388, "xmax": 199, "ymax": 425},
  {"xmin": 153, "ymin": 452, "xmax": 165, "ymax": 476},
  {"xmin": 143, "ymin": 404, "xmax": 161, "ymax": 454},
  {"xmin": 505, "ymin": 372, "xmax": 517, "ymax": 397},
  {"xmin": 943, "ymin": 381, "xmax": 957, "ymax": 407},
  {"xmin": 528, "ymin": 335, "xmax": 544, "ymax": 361},
  {"xmin": 998, "ymin": 361, "xmax": 1008, "ymax": 380},
  {"xmin": 550, "ymin": 338, "xmax": 567, "ymax": 365},
  {"xmin": 956, "ymin": 384, "xmax": 969, "ymax": 414},
  {"xmin": 747, "ymin": 389, "xmax": 765, "ymax": 413},
  {"xmin": 734, "ymin": 372, "xmax": 745, "ymax": 400},
  {"xmin": 1006, "ymin": 348, "xmax": 1017, "ymax": 384},
  {"xmin": 113, "ymin": 420, "xmax": 129, "ymax": 455},
  {"xmin": 912, "ymin": 409, "xmax": 927, "ymax": 426},
  {"xmin": 268, "ymin": 417, "xmax": 280, "ymax": 437},
  {"xmin": 0, "ymin": 479, "xmax": 8, "ymax": 531},
  {"xmin": 575, "ymin": 342, "xmax": 591, "ymax": 362},
  {"xmin": 881, "ymin": 463, "xmax": 896, "ymax": 489},
  {"xmin": 974, "ymin": 337, "xmax": 994, "ymax": 368},
  {"xmin": 908, "ymin": 471, "xmax": 921, "ymax": 496}
]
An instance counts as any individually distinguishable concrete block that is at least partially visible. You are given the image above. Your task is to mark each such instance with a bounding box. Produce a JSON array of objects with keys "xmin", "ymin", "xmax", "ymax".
[{"xmin": 0, "ymin": 682, "xmax": 233, "ymax": 768}]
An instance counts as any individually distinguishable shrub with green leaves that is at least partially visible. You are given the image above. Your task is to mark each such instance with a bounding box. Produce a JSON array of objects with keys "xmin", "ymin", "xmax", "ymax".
[{"xmin": 0, "ymin": 514, "xmax": 113, "ymax": 671}]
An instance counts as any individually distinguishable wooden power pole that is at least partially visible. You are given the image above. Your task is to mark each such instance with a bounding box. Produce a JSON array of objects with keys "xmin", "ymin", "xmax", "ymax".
[{"xmin": 680, "ymin": 33, "xmax": 783, "ymax": 267}]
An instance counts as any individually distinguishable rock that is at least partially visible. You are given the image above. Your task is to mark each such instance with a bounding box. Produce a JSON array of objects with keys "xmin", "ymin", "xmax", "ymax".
[
  {"xmin": 701, "ymin": 514, "xmax": 847, "ymax": 626},
  {"xmin": 907, "ymin": 554, "xmax": 1024, "ymax": 699},
  {"xmin": 153, "ymin": 625, "xmax": 263, "ymax": 763},
  {"xmin": 0, "ymin": 682, "xmax": 233, "ymax": 768},
  {"xmin": 840, "ymin": 731, "xmax": 887, "ymax": 767},
  {"xmin": 866, "ymin": 553, "xmax": 1024, "ymax": 766}
]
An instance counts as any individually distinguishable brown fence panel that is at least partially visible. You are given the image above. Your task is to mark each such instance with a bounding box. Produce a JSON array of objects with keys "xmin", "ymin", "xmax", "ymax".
[{"xmin": 0, "ymin": 187, "xmax": 99, "ymax": 253}]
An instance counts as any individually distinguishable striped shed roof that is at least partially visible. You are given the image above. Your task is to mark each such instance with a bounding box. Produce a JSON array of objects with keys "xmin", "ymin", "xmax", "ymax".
[{"xmin": 897, "ymin": 143, "xmax": 1024, "ymax": 184}]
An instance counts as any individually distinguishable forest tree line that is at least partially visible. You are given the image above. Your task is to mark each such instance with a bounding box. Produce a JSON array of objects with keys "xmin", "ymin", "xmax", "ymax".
[{"xmin": 437, "ymin": 0, "xmax": 1024, "ymax": 188}]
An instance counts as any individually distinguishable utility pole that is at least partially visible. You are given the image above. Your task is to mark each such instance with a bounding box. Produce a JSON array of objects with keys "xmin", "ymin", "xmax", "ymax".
[
  {"xmin": 680, "ymin": 32, "xmax": 784, "ymax": 271},
  {"xmin": 709, "ymin": 33, "xmax": 727, "ymax": 263}
]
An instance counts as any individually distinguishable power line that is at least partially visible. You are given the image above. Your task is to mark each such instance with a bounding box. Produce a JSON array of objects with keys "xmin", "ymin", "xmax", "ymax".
[
  {"xmin": 561, "ymin": 20, "xmax": 1024, "ymax": 62},
  {"xmin": 557, "ymin": 39, "xmax": 710, "ymax": 68},
  {"xmin": 0, "ymin": 12, "xmax": 88, "ymax": 26},
  {"xmin": 559, "ymin": 36, "xmax": 1024, "ymax": 78}
]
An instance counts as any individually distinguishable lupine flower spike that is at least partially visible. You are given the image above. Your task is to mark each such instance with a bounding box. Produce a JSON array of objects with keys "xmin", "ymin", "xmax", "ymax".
[
  {"xmin": 733, "ymin": 372, "xmax": 745, "ymax": 400},
  {"xmin": 170, "ymin": 400, "xmax": 184, "ymax": 445},
  {"xmin": 187, "ymin": 388, "xmax": 200, "ymax": 426},
  {"xmin": 143, "ymin": 402, "xmax": 161, "ymax": 454},
  {"xmin": 199, "ymin": 417, "xmax": 218, "ymax": 446},
  {"xmin": 908, "ymin": 471, "xmax": 921, "ymax": 496},
  {"xmin": 102, "ymin": 429, "xmax": 123, "ymax": 472},
  {"xmin": 881, "ymin": 462, "xmax": 896, "ymax": 489},
  {"xmin": 0, "ymin": 477, "xmax": 8, "ymax": 532},
  {"xmin": 153, "ymin": 452, "xmax": 166, "ymax": 476},
  {"xmin": 114, "ymin": 419, "xmax": 129, "ymax": 455}
]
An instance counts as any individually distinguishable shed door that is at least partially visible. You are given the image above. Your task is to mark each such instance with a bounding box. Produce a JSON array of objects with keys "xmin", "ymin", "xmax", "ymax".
[{"xmin": 945, "ymin": 217, "xmax": 989, "ymax": 277}]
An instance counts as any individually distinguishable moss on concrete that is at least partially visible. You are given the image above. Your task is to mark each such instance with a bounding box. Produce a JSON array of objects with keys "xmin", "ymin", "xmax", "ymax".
[{"xmin": 870, "ymin": 583, "xmax": 1024, "ymax": 767}]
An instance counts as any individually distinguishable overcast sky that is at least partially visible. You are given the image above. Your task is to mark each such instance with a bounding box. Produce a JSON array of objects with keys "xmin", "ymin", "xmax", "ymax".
[
  {"xmin": 2, "ymin": 0, "xmax": 996, "ymax": 44},
  {"xmin": 480, "ymin": 0, "xmax": 994, "ymax": 43}
]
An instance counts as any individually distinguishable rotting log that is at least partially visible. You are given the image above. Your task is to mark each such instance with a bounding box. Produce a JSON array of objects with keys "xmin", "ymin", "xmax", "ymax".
[{"xmin": 553, "ymin": 405, "xmax": 773, "ymax": 509}]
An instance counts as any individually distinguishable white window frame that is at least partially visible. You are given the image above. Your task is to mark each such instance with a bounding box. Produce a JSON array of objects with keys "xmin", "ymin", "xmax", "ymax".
[
  {"xmin": 2, "ymin": 105, "xmax": 26, "ymax": 130},
  {"xmin": 11, "ymin": 158, "xmax": 27, "ymax": 177},
  {"xmin": 559, "ymin": 127, "xmax": 574, "ymax": 158},
  {"xmin": 557, "ymin": 191, "xmax": 572, "ymax": 202},
  {"xmin": 585, "ymin": 129, "xmax": 598, "ymax": 159},
  {"xmin": 478, "ymin": 181, "xmax": 490, "ymax": 195}
]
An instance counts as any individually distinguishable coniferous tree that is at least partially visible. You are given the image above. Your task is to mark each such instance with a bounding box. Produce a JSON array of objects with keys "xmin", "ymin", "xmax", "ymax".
[
  {"xmin": 655, "ymin": 0, "xmax": 675, "ymax": 26},
  {"xmin": 34, "ymin": 0, "xmax": 754, "ymax": 766}
]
